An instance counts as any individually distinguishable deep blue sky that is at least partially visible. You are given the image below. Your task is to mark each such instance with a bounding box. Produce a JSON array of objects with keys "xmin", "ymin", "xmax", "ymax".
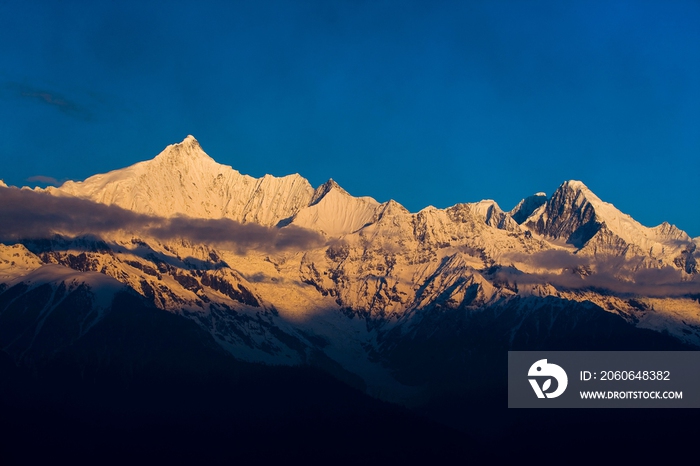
[{"xmin": 1, "ymin": 0, "xmax": 698, "ymax": 236}]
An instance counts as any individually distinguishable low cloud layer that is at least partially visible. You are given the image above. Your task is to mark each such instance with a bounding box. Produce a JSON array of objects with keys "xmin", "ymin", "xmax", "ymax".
[
  {"xmin": 0, "ymin": 187, "xmax": 324, "ymax": 253},
  {"xmin": 1, "ymin": 186, "xmax": 696, "ymax": 296},
  {"xmin": 498, "ymin": 250, "xmax": 700, "ymax": 297},
  {"xmin": 507, "ymin": 249, "xmax": 592, "ymax": 269}
]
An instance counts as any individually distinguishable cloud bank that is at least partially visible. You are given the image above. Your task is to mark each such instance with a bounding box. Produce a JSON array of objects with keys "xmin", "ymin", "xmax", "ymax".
[
  {"xmin": 498, "ymin": 250, "xmax": 700, "ymax": 297},
  {"xmin": 0, "ymin": 187, "xmax": 324, "ymax": 253}
]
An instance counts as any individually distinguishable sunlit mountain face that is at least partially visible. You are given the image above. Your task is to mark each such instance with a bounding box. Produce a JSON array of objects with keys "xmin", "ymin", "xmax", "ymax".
[{"xmin": 1, "ymin": 137, "xmax": 699, "ymax": 461}]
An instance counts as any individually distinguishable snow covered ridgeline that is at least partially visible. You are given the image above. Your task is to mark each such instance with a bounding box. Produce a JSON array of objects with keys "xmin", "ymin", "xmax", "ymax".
[
  {"xmin": 0, "ymin": 136, "xmax": 698, "ymax": 401},
  {"xmin": 9, "ymin": 136, "xmax": 699, "ymax": 323},
  {"xmin": 29, "ymin": 135, "xmax": 696, "ymax": 275}
]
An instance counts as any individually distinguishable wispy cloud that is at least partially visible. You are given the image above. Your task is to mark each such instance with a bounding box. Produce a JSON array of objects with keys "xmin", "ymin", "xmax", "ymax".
[
  {"xmin": 26, "ymin": 175, "xmax": 62, "ymax": 186},
  {"xmin": 506, "ymin": 249, "xmax": 592, "ymax": 269},
  {"xmin": 148, "ymin": 216, "xmax": 325, "ymax": 253},
  {"xmin": 0, "ymin": 187, "xmax": 324, "ymax": 253},
  {"xmin": 493, "ymin": 250, "xmax": 700, "ymax": 298},
  {"xmin": 4, "ymin": 82, "xmax": 93, "ymax": 121}
]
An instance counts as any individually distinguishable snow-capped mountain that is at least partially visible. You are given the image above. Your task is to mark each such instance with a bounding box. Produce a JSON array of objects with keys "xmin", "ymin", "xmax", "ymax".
[
  {"xmin": 2, "ymin": 136, "xmax": 699, "ymax": 403},
  {"xmin": 525, "ymin": 180, "xmax": 693, "ymax": 266},
  {"xmin": 49, "ymin": 136, "xmax": 315, "ymax": 227}
]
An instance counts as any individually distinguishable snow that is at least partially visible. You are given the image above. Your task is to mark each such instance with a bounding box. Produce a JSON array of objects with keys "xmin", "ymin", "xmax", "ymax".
[
  {"xmin": 291, "ymin": 185, "xmax": 381, "ymax": 236},
  {"xmin": 49, "ymin": 135, "xmax": 316, "ymax": 226},
  {"xmin": 10, "ymin": 263, "xmax": 126, "ymax": 307},
  {"xmin": 565, "ymin": 180, "xmax": 690, "ymax": 251},
  {"xmin": 0, "ymin": 244, "xmax": 43, "ymax": 282},
  {"xmin": 521, "ymin": 180, "xmax": 693, "ymax": 267},
  {"xmin": 2, "ymin": 136, "xmax": 697, "ymax": 399},
  {"xmin": 509, "ymin": 193, "xmax": 548, "ymax": 224},
  {"xmin": 4, "ymin": 263, "xmax": 127, "ymax": 337},
  {"xmin": 472, "ymin": 200, "xmax": 503, "ymax": 226}
]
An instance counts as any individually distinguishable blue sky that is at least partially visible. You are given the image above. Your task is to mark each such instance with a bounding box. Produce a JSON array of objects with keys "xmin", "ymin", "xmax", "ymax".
[{"xmin": 1, "ymin": 0, "xmax": 698, "ymax": 236}]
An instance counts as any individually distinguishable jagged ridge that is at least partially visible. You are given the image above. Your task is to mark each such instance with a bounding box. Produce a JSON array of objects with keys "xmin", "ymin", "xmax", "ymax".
[{"xmin": 2, "ymin": 136, "xmax": 698, "ymax": 402}]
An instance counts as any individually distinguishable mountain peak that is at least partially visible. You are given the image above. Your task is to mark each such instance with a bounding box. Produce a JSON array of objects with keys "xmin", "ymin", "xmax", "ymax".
[
  {"xmin": 320, "ymin": 178, "xmax": 345, "ymax": 192},
  {"xmin": 510, "ymin": 192, "xmax": 548, "ymax": 224},
  {"xmin": 310, "ymin": 178, "xmax": 349, "ymax": 205},
  {"xmin": 551, "ymin": 180, "xmax": 608, "ymax": 210},
  {"xmin": 170, "ymin": 134, "xmax": 203, "ymax": 152},
  {"xmin": 527, "ymin": 179, "xmax": 693, "ymax": 252},
  {"xmin": 52, "ymin": 137, "xmax": 315, "ymax": 225},
  {"xmin": 526, "ymin": 180, "xmax": 604, "ymax": 247},
  {"xmin": 563, "ymin": 180, "xmax": 589, "ymax": 191},
  {"xmin": 154, "ymin": 135, "xmax": 212, "ymax": 165}
]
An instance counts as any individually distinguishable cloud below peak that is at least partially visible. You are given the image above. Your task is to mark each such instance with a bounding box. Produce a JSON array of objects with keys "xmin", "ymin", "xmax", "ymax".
[
  {"xmin": 495, "ymin": 249, "xmax": 699, "ymax": 298},
  {"xmin": 27, "ymin": 175, "xmax": 62, "ymax": 186},
  {"xmin": 0, "ymin": 187, "xmax": 324, "ymax": 253}
]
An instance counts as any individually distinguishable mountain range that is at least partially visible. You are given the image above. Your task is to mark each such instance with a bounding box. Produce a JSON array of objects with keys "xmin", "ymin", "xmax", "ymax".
[{"xmin": 1, "ymin": 136, "xmax": 698, "ymax": 460}]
